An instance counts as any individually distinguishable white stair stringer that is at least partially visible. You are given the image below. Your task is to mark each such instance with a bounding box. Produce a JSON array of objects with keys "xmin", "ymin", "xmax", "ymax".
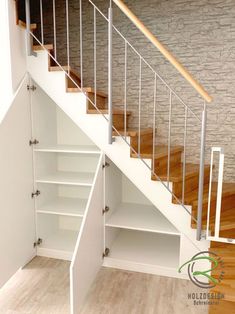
[{"xmin": 27, "ymin": 51, "xmax": 210, "ymax": 266}]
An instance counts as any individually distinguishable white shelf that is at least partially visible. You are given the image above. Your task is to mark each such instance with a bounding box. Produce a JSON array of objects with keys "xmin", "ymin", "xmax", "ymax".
[
  {"xmin": 106, "ymin": 203, "xmax": 180, "ymax": 235},
  {"xmin": 106, "ymin": 229, "xmax": 180, "ymax": 269},
  {"xmin": 34, "ymin": 144, "xmax": 100, "ymax": 154},
  {"xmin": 37, "ymin": 197, "xmax": 87, "ymax": 217},
  {"xmin": 36, "ymin": 171, "xmax": 94, "ymax": 186},
  {"xmin": 37, "ymin": 229, "xmax": 78, "ymax": 261}
]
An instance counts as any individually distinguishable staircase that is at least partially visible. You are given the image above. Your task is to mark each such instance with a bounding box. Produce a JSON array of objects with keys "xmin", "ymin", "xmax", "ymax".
[
  {"xmin": 31, "ymin": 41, "xmax": 235, "ymax": 314},
  {"xmin": 17, "ymin": 0, "xmax": 235, "ymax": 312}
]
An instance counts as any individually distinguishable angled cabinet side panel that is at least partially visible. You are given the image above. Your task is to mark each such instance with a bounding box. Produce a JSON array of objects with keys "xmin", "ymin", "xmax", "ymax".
[
  {"xmin": 0, "ymin": 77, "xmax": 36, "ymax": 288},
  {"xmin": 70, "ymin": 154, "xmax": 104, "ymax": 314}
]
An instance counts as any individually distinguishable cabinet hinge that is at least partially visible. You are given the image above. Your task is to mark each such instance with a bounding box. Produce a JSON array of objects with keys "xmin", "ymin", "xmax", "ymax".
[
  {"xmin": 103, "ymin": 247, "xmax": 110, "ymax": 258},
  {"xmin": 27, "ymin": 84, "xmax": 36, "ymax": 91},
  {"xmin": 31, "ymin": 190, "xmax": 41, "ymax": 198},
  {"xmin": 102, "ymin": 162, "xmax": 110, "ymax": 169},
  {"xmin": 102, "ymin": 206, "xmax": 109, "ymax": 215},
  {"xmin": 33, "ymin": 238, "xmax": 42, "ymax": 248},
  {"xmin": 29, "ymin": 139, "xmax": 39, "ymax": 146}
]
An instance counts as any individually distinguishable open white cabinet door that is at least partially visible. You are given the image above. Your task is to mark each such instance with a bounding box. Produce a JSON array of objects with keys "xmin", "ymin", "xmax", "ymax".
[
  {"xmin": 70, "ymin": 154, "xmax": 104, "ymax": 314},
  {"xmin": 0, "ymin": 76, "xmax": 36, "ymax": 288}
]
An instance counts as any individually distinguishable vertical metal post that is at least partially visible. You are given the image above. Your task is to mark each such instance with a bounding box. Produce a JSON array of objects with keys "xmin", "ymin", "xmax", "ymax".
[
  {"xmin": 94, "ymin": 7, "xmax": 97, "ymax": 108},
  {"xmin": 108, "ymin": 2, "xmax": 113, "ymax": 144},
  {"xmin": 167, "ymin": 91, "xmax": 172, "ymax": 188},
  {"xmin": 53, "ymin": 0, "xmax": 57, "ymax": 60},
  {"xmin": 40, "ymin": 0, "xmax": 44, "ymax": 45},
  {"xmin": 138, "ymin": 57, "xmax": 142, "ymax": 155},
  {"xmin": 80, "ymin": 0, "xmax": 83, "ymax": 88},
  {"xmin": 124, "ymin": 40, "xmax": 127, "ymax": 140},
  {"xmin": 206, "ymin": 148, "xmax": 214, "ymax": 240},
  {"xmin": 206, "ymin": 147, "xmax": 224, "ymax": 241},
  {"xmin": 25, "ymin": 0, "xmax": 36, "ymax": 56},
  {"xmin": 152, "ymin": 73, "xmax": 157, "ymax": 172},
  {"xmin": 66, "ymin": 0, "xmax": 70, "ymax": 75},
  {"xmin": 196, "ymin": 102, "xmax": 207, "ymax": 241},
  {"xmin": 182, "ymin": 106, "xmax": 188, "ymax": 204},
  {"xmin": 214, "ymin": 148, "xmax": 224, "ymax": 238}
]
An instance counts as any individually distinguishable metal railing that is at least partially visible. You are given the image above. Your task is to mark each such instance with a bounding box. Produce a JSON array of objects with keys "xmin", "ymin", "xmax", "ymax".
[
  {"xmin": 25, "ymin": 0, "xmax": 212, "ymax": 241},
  {"xmin": 206, "ymin": 148, "xmax": 235, "ymax": 244}
]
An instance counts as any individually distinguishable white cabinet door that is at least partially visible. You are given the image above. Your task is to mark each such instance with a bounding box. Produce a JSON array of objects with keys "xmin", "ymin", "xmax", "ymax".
[
  {"xmin": 0, "ymin": 78, "xmax": 36, "ymax": 287},
  {"xmin": 70, "ymin": 154, "xmax": 104, "ymax": 314}
]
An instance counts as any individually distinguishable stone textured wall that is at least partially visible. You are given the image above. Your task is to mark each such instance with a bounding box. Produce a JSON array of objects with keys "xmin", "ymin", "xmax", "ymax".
[{"xmin": 31, "ymin": 0, "xmax": 235, "ymax": 182}]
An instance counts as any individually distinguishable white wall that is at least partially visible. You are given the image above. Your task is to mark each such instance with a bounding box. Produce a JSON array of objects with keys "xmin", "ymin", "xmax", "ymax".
[
  {"xmin": 0, "ymin": 0, "xmax": 27, "ymax": 124},
  {"xmin": 8, "ymin": 0, "xmax": 27, "ymax": 92},
  {"xmin": 0, "ymin": 0, "xmax": 12, "ymax": 121}
]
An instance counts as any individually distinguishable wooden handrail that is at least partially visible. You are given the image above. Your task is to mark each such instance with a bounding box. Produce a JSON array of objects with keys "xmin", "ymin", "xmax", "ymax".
[{"xmin": 113, "ymin": 0, "xmax": 212, "ymax": 103}]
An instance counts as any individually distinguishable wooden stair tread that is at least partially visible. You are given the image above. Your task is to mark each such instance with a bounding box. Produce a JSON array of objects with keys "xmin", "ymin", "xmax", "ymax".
[
  {"xmin": 209, "ymin": 253, "xmax": 235, "ymax": 263},
  {"xmin": 211, "ymin": 242, "xmax": 235, "ymax": 249},
  {"xmin": 209, "ymin": 300, "xmax": 235, "ymax": 314},
  {"xmin": 87, "ymin": 109, "xmax": 131, "ymax": 115},
  {"xmin": 218, "ymin": 208, "xmax": 235, "ymax": 219},
  {"xmin": 153, "ymin": 145, "xmax": 183, "ymax": 159},
  {"xmin": 183, "ymin": 185, "xmax": 210, "ymax": 204},
  {"xmin": 113, "ymin": 128, "xmax": 153, "ymax": 137},
  {"xmin": 213, "ymin": 268, "xmax": 235, "ymax": 279},
  {"xmin": 186, "ymin": 182, "xmax": 235, "ymax": 207},
  {"xmin": 192, "ymin": 209, "xmax": 235, "ymax": 231},
  {"xmin": 33, "ymin": 44, "xmax": 53, "ymax": 51},
  {"xmin": 221, "ymin": 279, "xmax": 235, "ymax": 288},
  {"xmin": 67, "ymin": 87, "xmax": 107, "ymax": 98},
  {"xmin": 131, "ymin": 145, "xmax": 183, "ymax": 159},
  {"xmin": 49, "ymin": 65, "xmax": 69, "ymax": 72},
  {"xmin": 18, "ymin": 20, "xmax": 37, "ymax": 30},
  {"xmin": 209, "ymin": 246, "xmax": 235, "ymax": 254},
  {"xmin": 211, "ymin": 285, "xmax": 235, "ymax": 302},
  {"xmin": 192, "ymin": 221, "xmax": 235, "ymax": 232},
  {"xmin": 83, "ymin": 87, "xmax": 107, "ymax": 98},
  {"xmin": 219, "ymin": 182, "xmax": 235, "ymax": 197},
  {"xmin": 154, "ymin": 163, "xmax": 210, "ymax": 183}
]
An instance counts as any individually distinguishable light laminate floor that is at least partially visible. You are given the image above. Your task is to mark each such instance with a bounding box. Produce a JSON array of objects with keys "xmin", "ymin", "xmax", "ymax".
[
  {"xmin": 0, "ymin": 257, "xmax": 208, "ymax": 314},
  {"xmin": 81, "ymin": 267, "xmax": 208, "ymax": 314},
  {"xmin": 0, "ymin": 257, "xmax": 70, "ymax": 314}
]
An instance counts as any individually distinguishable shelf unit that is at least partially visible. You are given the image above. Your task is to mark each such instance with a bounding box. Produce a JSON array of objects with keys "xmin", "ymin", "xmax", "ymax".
[
  {"xmin": 31, "ymin": 89, "xmax": 101, "ymax": 260},
  {"xmin": 34, "ymin": 144, "xmax": 100, "ymax": 154},
  {"xmin": 36, "ymin": 171, "xmax": 95, "ymax": 186},
  {"xmin": 104, "ymin": 159, "xmax": 181, "ymax": 277},
  {"xmin": 106, "ymin": 202, "xmax": 180, "ymax": 235}
]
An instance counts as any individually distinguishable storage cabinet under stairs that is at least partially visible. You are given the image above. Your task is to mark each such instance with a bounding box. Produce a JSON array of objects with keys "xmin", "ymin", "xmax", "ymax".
[
  {"xmin": 31, "ymin": 81, "xmax": 101, "ymax": 261},
  {"xmin": 103, "ymin": 158, "xmax": 182, "ymax": 276}
]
